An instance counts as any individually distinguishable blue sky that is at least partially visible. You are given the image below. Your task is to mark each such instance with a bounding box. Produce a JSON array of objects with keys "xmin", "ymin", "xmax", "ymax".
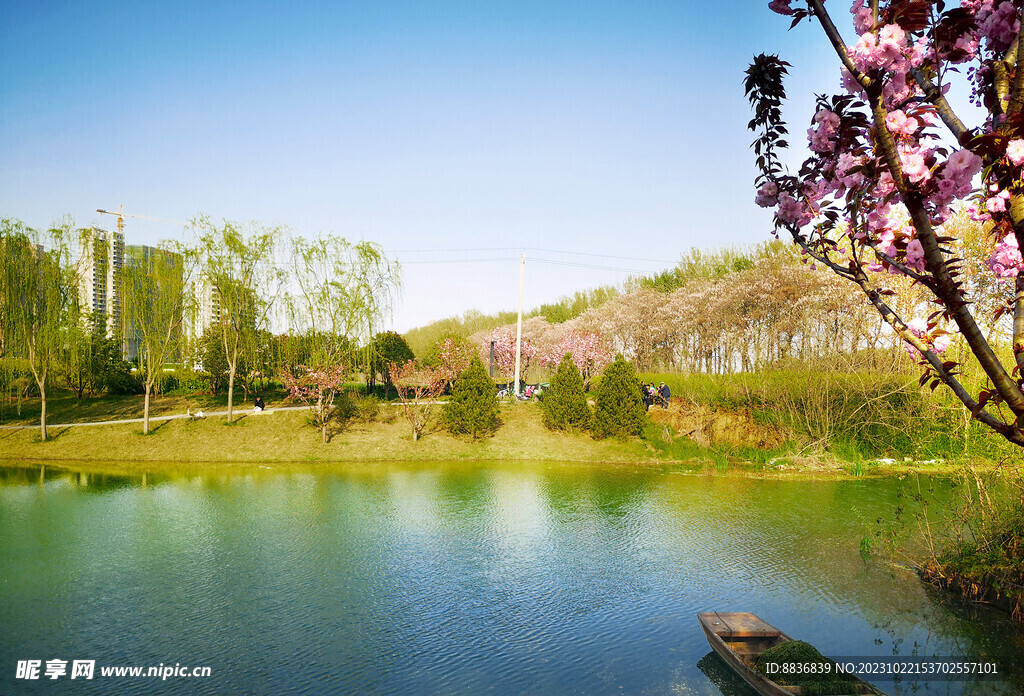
[{"xmin": 2, "ymin": 1, "xmax": 844, "ymax": 332}]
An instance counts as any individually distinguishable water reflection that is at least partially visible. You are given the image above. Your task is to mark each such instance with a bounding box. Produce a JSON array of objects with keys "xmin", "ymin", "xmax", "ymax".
[{"xmin": 0, "ymin": 463, "xmax": 1021, "ymax": 695}]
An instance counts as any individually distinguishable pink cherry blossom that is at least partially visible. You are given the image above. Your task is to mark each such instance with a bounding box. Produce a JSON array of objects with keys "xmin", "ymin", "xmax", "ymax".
[
  {"xmin": 538, "ymin": 329, "xmax": 614, "ymax": 386},
  {"xmin": 1006, "ymin": 139, "xmax": 1024, "ymax": 166},
  {"xmin": 986, "ymin": 189, "xmax": 1010, "ymax": 213},
  {"xmin": 776, "ymin": 193, "xmax": 810, "ymax": 226},
  {"xmin": 850, "ymin": 0, "xmax": 873, "ymax": 33},
  {"xmin": 905, "ymin": 238, "xmax": 925, "ymax": 272},
  {"xmin": 755, "ymin": 181, "xmax": 779, "ymax": 207},
  {"xmin": 898, "ymin": 144, "xmax": 931, "ymax": 184},
  {"xmin": 987, "ymin": 232, "xmax": 1023, "ymax": 279},
  {"xmin": 903, "ymin": 318, "xmax": 951, "ymax": 356},
  {"xmin": 885, "ymin": 110, "xmax": 918, "ymax": 136}
]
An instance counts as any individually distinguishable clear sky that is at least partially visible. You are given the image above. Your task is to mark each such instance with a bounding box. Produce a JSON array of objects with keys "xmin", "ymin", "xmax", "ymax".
[{"xmin": 2, "ymin": 1, "xmax": 845, "ymax": 332}]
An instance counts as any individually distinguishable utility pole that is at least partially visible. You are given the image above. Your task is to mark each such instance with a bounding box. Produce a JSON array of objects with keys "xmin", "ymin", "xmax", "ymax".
[{"xmin": 513, "ymin": 252, "xmax": 525, "ymax": 397}]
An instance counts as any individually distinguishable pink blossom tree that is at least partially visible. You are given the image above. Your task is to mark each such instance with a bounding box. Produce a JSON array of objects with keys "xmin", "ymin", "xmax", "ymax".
[
  {"xmin": 431, "ymin": 336, "xmax": 475, "ymax": 387},
  {"xmin": 750, "ymin": 0, "xmax": 1024, "ymax": 446},
  {"xmin": 480, "ymin": 326, "xmax": 538, "ymax": 386},
  {"xmin": 388, "ymin": 360, "xmax": 445, "ymax": 441},
  {"xmin": 538, "ymin": 329, "xmax": 614, "ymax": 387},
  {"xmin": 281, "ymin": 363, "xmax": 348, "ymax": 443}
]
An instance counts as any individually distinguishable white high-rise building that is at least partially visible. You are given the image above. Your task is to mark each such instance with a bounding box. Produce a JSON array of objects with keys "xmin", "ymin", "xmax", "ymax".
[{"xmin": 77, "ymin": 228, "xmax": 124, "ymax": 337}]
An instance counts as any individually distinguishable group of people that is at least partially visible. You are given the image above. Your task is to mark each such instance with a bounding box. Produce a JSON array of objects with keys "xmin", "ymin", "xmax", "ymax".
[
  {"xmin": 496, "ymin": 384, "xmax": 544, "ymax": 400},
  {"xmin": 643, "ymin": 382, "xmax": 671, "ymax": 410}
]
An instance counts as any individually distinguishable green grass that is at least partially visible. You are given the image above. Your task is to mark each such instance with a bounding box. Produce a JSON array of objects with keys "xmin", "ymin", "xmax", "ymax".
[
  {"xmin": 639, "ymin": 369, "xmax": 1018, "ymax": 463},
  {"xmin": 0, "ymin": 386, "xmax": 293, "ymax": 426},
  {"xmin": 5, "ymin": 364, "xmax": 1018, "ymax": 473},
  {"xmin": 0, "ymin": 401, "xmax": 665, "ymax": 470}
]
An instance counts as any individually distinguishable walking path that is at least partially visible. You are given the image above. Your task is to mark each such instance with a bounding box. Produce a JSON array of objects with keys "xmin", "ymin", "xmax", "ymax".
[
  {"xmin": 0, "ymin": 400, "xmax": 454, "ymax": 431},
  {"xmin": 0, "ymin": 406, "xmax": 310, "ymax": 430}
]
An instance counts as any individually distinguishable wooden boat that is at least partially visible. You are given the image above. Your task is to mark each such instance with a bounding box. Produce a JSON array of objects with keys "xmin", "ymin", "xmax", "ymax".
[{"xmin": 698, "ymin": 612, "xmax": 884, "ymax": 696}]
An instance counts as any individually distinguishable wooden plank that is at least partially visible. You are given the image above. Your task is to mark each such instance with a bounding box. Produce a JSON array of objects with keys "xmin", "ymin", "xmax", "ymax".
[{"xmin": 713, "ymin": 612, "xmax": 781, "ymax": 638}]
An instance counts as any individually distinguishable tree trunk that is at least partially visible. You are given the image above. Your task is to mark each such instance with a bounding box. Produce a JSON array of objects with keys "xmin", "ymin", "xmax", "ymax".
[
  {"xmin": 227, "ymin": 367, "xmax": 235, "ymax": 424},
  {"xmin": 39, "ymin": 381, "xmax": 47, "ymax": 442},
  {"xmin": 143, "ymin": 384, "xmax": 151, "ymax": 435}
]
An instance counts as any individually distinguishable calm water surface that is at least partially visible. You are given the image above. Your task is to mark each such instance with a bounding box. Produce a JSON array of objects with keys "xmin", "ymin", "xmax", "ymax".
[{"xmin": 0, "ymin": 462, "xmax": 1021, "ymax": 695}]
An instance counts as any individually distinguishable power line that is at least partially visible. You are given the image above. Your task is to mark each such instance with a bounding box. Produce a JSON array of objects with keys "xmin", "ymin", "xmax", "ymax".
[
  {"xmin": 526, "ymin": 247, "xmax": 667, "ymax": 264},
  {"xmin": 383, "ymin": 246, "xmax": 668, "ymax": 264},
  {"xmin": 399, "ymin": 257, "xmax": 520, "ymax": 264},
  {"xmin": 384, "ymin": 247, "xmax": 520, "ymax": 253},
  {"xmin": 531, "ymin": 258, "xmax": 646, "ymax": 273}
]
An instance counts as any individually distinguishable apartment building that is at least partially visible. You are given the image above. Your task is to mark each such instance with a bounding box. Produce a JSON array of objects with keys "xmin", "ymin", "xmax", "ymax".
[{"xmin": 76, "ymin": 228, "xmax": 124, "ymax": 337}]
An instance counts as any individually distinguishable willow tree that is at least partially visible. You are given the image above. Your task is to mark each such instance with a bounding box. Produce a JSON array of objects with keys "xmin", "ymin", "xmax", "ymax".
[
  {"xmin": 1, "ymin": 219, "xmax": 77, "ymax": 441},
  {"xmin": 119, "ymin": 242, "xmax": 198, "ymax": 434},
  {"xmin": 285, "ymin": 234, "xmax": 400, "ymax": 437},
  {"xmin": 195, "ymin": 218, "xmax": 284, "ymax": 424}
]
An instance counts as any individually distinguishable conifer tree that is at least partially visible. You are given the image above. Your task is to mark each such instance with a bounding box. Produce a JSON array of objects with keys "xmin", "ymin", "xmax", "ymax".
[
  {"xmin": 542, "ymin": 353, "xmax": 591, "ymax": 431},
  {"xmin": 443, "ymin": 356, "xmax": 500, "ymax": 439},
  {"xmin": 592, "ymin": 355, "xmax": 646, "ymax": 439}
]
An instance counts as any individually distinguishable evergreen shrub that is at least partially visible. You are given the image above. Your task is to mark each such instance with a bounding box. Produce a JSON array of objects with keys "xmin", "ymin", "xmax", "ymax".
[
  {"xmin": 592, "ymin": 355, "xmax": 646, "ymax": 439},
  {"xmin": 542, "ymin": 354, "xmax": 591, "ymax": 431},
  {"xmin": 443, "ymin": 356, "xmax": 500, "ymax": 438}
]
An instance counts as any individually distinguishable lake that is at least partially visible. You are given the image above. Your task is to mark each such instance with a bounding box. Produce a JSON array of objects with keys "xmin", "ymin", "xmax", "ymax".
[{"xmin": 1, "ymin": 462, "xmax": 1021, "ymax": 695}]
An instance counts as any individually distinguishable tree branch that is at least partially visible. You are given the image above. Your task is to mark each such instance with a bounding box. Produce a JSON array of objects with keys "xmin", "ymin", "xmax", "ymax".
[
  {"xmin": 861, "ymin": 239, "xmax": 940, "ymax": 292},
  {"xmin": 993, "ymin": 35, "xmax": 1019, "ymax": 116},
  {"xmin": 909, "ymin": 67, "xmax": 969, "ymax": 140},
  {"xmin": 807, "ymin": 0, "xmax": 873, "ymax": 90},
  {"xmin": 861, "ymin": 80, "xmax": 1024, "ymax": 415}
]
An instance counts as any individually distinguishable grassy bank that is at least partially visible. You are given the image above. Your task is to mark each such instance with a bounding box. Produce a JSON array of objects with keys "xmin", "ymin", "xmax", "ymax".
[
  {"xmin": 3, "ymin": 367, "xmax": 1019, "ymax": 473},
  {"xmin": 0, "ymin": 401, "xmax": 659, "ymax": 469},
  {"xmin": 0, "ymin": 385, "xmax": 296, "ymax": 426},
  {"xmin": 640, "ymin": 369, "xmax": 1019, "ymax": 463},
  {"xmin": 0, "ymin": 399, "xmax": 1001, "ymax": 480}
]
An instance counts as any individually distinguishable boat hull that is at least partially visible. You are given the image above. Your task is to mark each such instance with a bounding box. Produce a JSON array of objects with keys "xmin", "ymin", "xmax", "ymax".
[{"xmin": 697, "ymin": 611, "xmax": 882, "ymax": 696}]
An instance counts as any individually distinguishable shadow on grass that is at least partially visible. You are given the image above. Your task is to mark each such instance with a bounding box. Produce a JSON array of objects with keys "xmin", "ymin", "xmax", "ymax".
[
  {"xmin": 45, "ymin": 427, "xmax": 72, "ymax": 442},
  {"xmin": 145, "ymin": 419, "xmax": 171, "ymax": 435}
]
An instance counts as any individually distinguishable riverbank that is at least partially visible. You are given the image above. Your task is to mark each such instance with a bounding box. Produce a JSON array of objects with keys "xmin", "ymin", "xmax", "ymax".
[
  {"xmin": 0, "ymin": 400, "xmax": 1007, "ymax": 477},
  {"xmin": 0, "ymin": 402, "xmax": 650, "ymax": 469}
]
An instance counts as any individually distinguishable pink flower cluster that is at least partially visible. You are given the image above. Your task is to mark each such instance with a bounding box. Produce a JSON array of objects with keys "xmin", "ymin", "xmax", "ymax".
[
  {"xmin": 904, "ymin": 318, "xmax": 951, "ymax": 357},
  {"xmin": 849, "ymin": 23, "xmax": 925, "ymax": 76},
  {"xmin": 760, "ymin": 1, "xmax": 1024, "ymax": 291},
  {"xmin": 538, "ymin": 330, "xmax": 614, "ymax": 384},
  {"xmin": 776, "ymin": 192, "xmax": 812, "ymax": 227},
  {"xmin": 808, "ymin": 109, "xmax": 841, "ymax": 153},
  {"xmin": 755, "ymin": 181, "xmax": 779, "ymax": 208},
  {"xmin": 484, "ymin": 326, "xmax": 537, "ymax": 382},
  {"xmin": 850, "ymin": 0, "xmax": 872, "ymax": 33},
  {"xmin": 964, "ymin": 0, "xmax": 1021, "ymax": 52},
  {"xmin": 1006, "ymin": 139, "xmax": 1024, "ymax": 166},
  {"xmin": 987, "ymin": 233, "xmax": 1024, "ymax": 279}
]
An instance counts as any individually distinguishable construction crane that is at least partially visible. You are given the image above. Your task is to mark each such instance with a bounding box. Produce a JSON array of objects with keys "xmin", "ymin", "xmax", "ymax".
[{"xmin": 96, "ymin": 205, "xmax": 187, "ymax": 236}]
